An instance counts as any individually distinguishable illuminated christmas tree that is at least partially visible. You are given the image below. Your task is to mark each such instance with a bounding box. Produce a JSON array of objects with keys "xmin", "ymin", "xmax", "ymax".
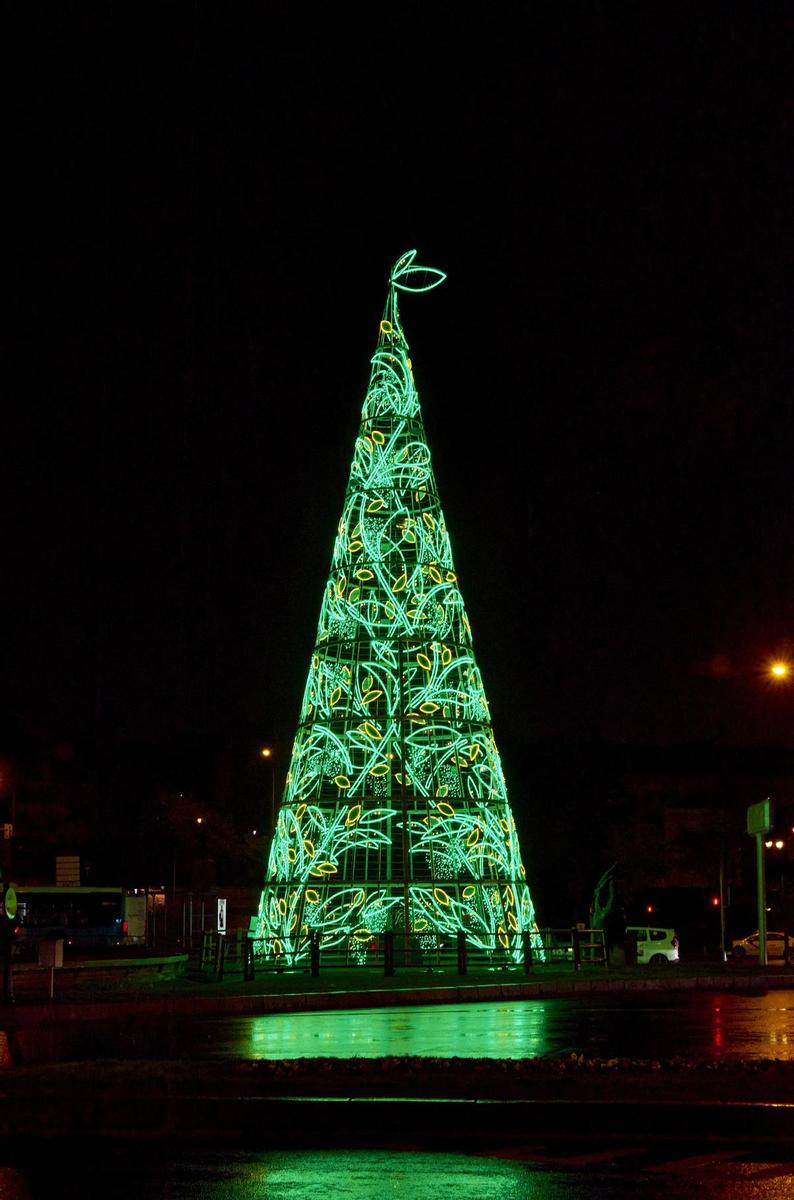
[{"xmin": 253, "ymin": 251, "xmax": 539, "ymax": 965}]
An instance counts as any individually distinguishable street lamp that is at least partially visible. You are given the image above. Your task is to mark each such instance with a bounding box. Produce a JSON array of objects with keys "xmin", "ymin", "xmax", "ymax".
[{"xmin": 260, "ymin": 747, "xmax": 276, "ymax": 840}]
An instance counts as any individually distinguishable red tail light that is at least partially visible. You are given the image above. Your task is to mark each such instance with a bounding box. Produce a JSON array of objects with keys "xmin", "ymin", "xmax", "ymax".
[{"xmin": 122, "ymin": 920, "xmax": 128, "ymax": 934}]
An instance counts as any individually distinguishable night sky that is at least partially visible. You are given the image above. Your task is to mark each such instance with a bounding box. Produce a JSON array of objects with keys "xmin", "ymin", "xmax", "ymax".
[{"xmin": 5, "ymin": 8, "xmax": 793, "ymax": 892}]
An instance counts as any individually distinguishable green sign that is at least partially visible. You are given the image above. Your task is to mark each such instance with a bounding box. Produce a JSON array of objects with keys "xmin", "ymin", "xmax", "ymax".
[
  {"xmin": 3, "ymin": 887, "xmax": 17, "ymax": 920},
  {"xmin": 747, "ymin": 799, "xmax": 773, "ymax": 836}
]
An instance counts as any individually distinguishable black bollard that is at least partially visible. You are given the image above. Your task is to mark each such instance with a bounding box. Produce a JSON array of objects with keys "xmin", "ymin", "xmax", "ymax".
[
  {"xmin": 213, "ymin": 933, "xmax": 226, "ymax": 982},
  {"xmin": 456, "ymin": 930, "xmax": 468, "ymax": 975},
  {"xmin": 383, "ymin": 930, "xmax": 395, "ymax": 976},
  {"xmin": 521, "ymin": 930, "xmax": 533, "ymax": 974},
  {"xmin": 573, "ymin": 928, "xmax": 582, "ymax": 971},
  {"xmin": 310, "ymin": 930, "xmax": 320, "ymax": 977},
  {"xmin": 244, "ymin": 936, "xmax": 256, "ymax": 982}
]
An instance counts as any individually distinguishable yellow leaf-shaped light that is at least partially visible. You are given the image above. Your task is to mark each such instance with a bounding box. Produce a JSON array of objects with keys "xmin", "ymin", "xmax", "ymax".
[{"xmin": 358, "ymin": 721, "xmax": 382, "ymax": 741}]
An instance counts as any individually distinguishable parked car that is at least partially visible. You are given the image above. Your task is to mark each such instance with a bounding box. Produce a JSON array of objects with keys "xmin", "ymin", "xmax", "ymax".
[
  {"xmin": 731, "ymin": 930, "xmax": 789, "ymax": 962},
  {"xmin": 625, "ymin": 925, "xmax": 679, "ymax": 966}
]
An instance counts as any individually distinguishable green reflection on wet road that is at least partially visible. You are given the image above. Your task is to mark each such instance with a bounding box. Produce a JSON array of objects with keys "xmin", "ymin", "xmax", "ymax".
[
  {"xmin": 246, "ymin": 1002, "xmax": 549, "ymax": 1059},
  {"xmin": 13, "ymin": 1149, "xmax": 794, "ymax": 1199}
]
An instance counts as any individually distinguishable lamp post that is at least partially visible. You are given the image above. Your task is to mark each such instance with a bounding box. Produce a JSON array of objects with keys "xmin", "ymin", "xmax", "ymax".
[
  {"xmin": 747, "ymin": 798, "xmax": 773, "ymax": 966},
  {"xmin": 260, "ymin": 747, "xmax": 276, "ymax": 841}
]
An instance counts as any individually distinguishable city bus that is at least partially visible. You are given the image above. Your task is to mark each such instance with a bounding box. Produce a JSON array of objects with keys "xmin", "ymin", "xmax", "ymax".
[{"xmin": 9, "ymin": 886, "xmax": 147, "ymax": 957}]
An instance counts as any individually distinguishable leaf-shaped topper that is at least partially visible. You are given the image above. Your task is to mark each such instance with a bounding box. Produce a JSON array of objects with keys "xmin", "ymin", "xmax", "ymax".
[{"xmin": 390, "ymin": 249, "xmax": 446, "ymax": 293}]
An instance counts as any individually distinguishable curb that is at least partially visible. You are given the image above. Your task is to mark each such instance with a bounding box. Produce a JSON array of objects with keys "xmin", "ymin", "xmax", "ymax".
[
  {"xmin": 3, "ymin": 967, "xmax": 794, "ymax": 1027},
  {"xmin": 3, "ymin": 1095, "xmax": 794, "ymax": 1147}
]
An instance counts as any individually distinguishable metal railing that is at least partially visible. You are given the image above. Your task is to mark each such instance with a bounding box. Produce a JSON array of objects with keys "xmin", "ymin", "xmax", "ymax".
[{"xmin": 196, "ymin": 926, "xmax": 610, "ymax": 981}]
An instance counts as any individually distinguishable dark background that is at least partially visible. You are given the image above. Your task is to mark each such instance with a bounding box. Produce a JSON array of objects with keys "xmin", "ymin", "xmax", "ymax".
[{"xmin": 4, "ymin": 6, "xmax": 792, "ymax": 918}]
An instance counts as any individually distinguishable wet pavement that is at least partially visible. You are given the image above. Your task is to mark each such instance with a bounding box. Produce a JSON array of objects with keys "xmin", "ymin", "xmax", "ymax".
[
  {"xmin": 8, "ymin": 989, "xmax": 794, "ymax": 1067},
  {"xmin": 5, "ymin": 1144, "xmax": 794, "ymax": 1199}
]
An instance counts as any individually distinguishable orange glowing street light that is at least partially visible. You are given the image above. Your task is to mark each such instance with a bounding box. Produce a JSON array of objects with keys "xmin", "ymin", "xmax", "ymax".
[{"xmin": 769, "ymin": 661, "xmax": 790, "ymax": 681}]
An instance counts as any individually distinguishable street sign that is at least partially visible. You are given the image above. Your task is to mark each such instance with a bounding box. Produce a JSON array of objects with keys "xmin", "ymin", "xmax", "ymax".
[
  {"xmin": 217, "ymin": 897, "xmax": 227, "ymax": 934},
  {"xmin": 747, "ymin": 798, "xmax": 772, "ymax": 836}
]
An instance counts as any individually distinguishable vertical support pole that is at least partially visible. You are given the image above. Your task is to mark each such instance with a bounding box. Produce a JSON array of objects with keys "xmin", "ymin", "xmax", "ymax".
[
  {"xmin": 456, "ymin": 930, "xmax": 468, "ymax": 976},
  {"xmin": 383, "ymin": 930, "xmax": 394, "ymax": 976},
  {"xmin": 521, "ymin": 930, "xmax": 533, "ymax": 974},
  {"xmin": 573, "ymin": 927, "xmax": 582, "ymax": 971},
  {"xmin": 756, "ymin": 832, "xmax": 767, "ymax": 967},
  {"xmin": 397, "ymin": 640, "xmax": 411, "ymax": 964},
  {"xmin": 310, "ymin": 930, "xmax": 320, "ymax": 977},
  {"xmin": 718, "ymin": 838, "xmax": 727, "ymax": 963}
]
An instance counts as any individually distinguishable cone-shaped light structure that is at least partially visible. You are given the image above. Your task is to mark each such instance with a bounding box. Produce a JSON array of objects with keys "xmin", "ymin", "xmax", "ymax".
[{"xmin": 253, "ymin": 252, "xmax": 539, "ymax": 964}]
